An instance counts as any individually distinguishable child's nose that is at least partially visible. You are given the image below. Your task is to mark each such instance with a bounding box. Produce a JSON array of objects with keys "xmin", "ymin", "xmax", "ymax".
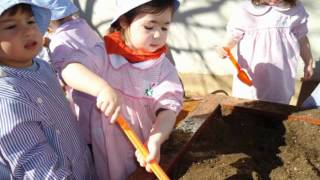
[
  {"xmin": 23, "ymin": 25, "xmax": 36, "ymax": 37},
  {"xmin": 153, "ymin": 30, "xmax": 161, "ymax": 39}
]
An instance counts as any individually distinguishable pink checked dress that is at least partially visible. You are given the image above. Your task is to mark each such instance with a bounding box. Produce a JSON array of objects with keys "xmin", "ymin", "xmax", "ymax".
[
  {"xmin": 50, "ymin": 19, "xmax": 184, "ymax": 179},
  {"xmin": 87, "ymin": 53, "xmax": 183, "ymax": 180},
  {"xmin": 227, "ymin": 1, "xmax": 308, "ymax": 104}
]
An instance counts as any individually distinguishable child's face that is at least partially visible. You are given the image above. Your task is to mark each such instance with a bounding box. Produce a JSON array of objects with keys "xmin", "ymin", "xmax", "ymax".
[
  {"xmin": 124, "ymin": 7, "xmax": 173, "ymax": 53},
  {"xmin": 0, "ymin": 8, "xmax": 42, "ymax": 68}
]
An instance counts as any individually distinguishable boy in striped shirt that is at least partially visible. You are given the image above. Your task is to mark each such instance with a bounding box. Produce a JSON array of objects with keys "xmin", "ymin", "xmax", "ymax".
[{"xmin": 0, "ymin": 1, "xmax": 95, "ymax": 179}]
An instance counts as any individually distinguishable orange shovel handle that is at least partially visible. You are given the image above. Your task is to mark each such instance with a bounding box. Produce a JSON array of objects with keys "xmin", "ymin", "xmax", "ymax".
[
  {"xmin": 223, "ymin": 47, "xmax": 241, "ymax": 72},
  {"xmin": 222, "ymin": 47, "xmax": 253, "ymax": 86},
  {"xmin": 116, "ymin": 116, "xmax": 170, "ymax": 180}
]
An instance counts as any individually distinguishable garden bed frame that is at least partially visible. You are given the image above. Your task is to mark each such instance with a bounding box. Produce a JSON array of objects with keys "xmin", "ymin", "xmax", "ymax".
[{"xmin": 128, "ymin": 94, "xmax": 320, "ymax": 179}]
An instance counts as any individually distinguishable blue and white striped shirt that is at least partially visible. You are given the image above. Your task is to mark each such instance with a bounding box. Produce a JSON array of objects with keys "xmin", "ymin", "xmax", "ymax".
[{"xmin": 0, "ymin": 59, "xmax": 95, "ymax": 179}]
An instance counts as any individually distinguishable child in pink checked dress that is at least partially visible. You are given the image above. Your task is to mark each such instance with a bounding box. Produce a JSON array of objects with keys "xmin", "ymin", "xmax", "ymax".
[
  {"xmin": 52, "ymin": 0, "xmax": 183, "ymax": 179},
  {"xmin": 102, "ymin": 0, "xmax": 183, "ymax": 179},
  {"xmin": 46, "ymin": 0, "xmax": 121, "ymax": 149},
  {"xmin": 215, "ymin": 0, "xmax": 314, "ymax": 104}
]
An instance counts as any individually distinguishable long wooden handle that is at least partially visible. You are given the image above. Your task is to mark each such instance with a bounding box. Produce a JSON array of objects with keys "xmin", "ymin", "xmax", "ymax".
[{"xmin": 116, "ymin": 116, "xmax": 170, "ymax": 180}]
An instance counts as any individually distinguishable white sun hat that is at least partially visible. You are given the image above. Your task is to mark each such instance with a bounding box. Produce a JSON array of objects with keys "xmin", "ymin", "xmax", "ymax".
[
  {"xmin": 46, "ymin": 0, "xmax": 78, "ymax": 20},
  {"xmin": 0, "ymin": 0, "xmax": 51, "ymax": 34},
  {"xmin": 111, "ymin": 0, "xmax": 180, "ymax": 26}
]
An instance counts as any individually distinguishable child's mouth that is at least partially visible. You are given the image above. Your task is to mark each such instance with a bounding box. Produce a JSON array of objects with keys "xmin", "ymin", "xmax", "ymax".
[
  {"xmin": 24, "ymin": 41, "xmax": 38, "ymax": 49},
  {"xmin": 150, "ymin": 44, "xmax": 159, "ymax": 48}
]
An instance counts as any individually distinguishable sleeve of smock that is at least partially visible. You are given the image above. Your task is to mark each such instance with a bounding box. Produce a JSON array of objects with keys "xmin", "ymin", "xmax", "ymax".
[
  {"xmin": 152, "ymin": 59, "xmax": 184, "ymax": 115},
  {"xmin": 0, "ymin": 98, "xmax": 72, "ymax": 179},
  {"xmin": 291, "ymin": 2, "xmax": 309, "ymax": 39},
  {"xmin": 49, "ymin": 38, "xmax": 73, "ymax": 73},
  {"xmin": 226, "ymin": 7, "xmax": 246, "ymax": 43},
  {"xmin": 49, "ymin": 40, "xmax": 106, "ymax": 77}
]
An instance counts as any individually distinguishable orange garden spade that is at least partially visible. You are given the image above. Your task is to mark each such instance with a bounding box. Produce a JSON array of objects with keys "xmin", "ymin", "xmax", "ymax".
[
  {"xmin": 116, "ymin": 116, "xmax": 170, "ymax": 180},
  {"xmin": 223, "ymin": 47, "xmax": 253, "ymax": 86}
]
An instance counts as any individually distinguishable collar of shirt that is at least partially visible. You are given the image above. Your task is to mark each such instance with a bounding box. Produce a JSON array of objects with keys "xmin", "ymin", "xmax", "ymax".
[
  {"xmin": 109, "ymin": 53, "xmax": 166, "ymax": 70},
  {"xmin": 242, "ymin": 1, "xmax": 298, "ymax": 16},
  {"xmin": 0, "ymin": 59, "xmax": 41, "ymax": 77}
]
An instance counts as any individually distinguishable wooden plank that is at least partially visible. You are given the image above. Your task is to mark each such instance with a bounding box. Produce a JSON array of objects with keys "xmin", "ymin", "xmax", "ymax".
[
  {"xmin": 296, "ymin": 80, "xmax": 319, "ymax": 106},
  {"xmin": 175, "ymin": 98, "xmax": 202, "ymax": 125},
  {"xmin": 213, "ymin": 94, "xmax": 320, "ymax": 124}
]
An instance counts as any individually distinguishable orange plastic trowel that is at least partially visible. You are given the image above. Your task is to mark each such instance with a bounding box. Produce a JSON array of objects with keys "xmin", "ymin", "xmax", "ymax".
[
  {"xmin": 116, "ymin": 116, "xmax": 170, "ymax": 180},
  {"xmin": 223, "ymin": 47, "xmax": 253, "ymax": 86}
]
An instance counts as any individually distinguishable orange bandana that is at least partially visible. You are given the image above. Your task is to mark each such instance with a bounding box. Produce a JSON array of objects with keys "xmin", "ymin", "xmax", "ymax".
[{"xmin": 104, "ymin": 32, "xmax": 167, "ymax": 63}]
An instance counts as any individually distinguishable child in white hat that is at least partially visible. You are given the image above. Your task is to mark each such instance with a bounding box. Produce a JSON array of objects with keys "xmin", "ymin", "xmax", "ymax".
[
  {"xmin": 46, "ymin": 0, "xmax": 121, "ymax": 148},
  {"xmin": 37, "ymin": 0, "xmax": 78, "ymax": 62},
  {"xmin": 0, "ymin": 0, "xmax": 95, "ymax": 179},
  {"xmin": 63, "ymin": 0, "xmax": 182, "ymax": 179},
  {"xmin": 46, "ymin": 0, "xmax": 182, "ymax": 179},
  {"xmin": 102, "ymin": 0, "xmax": 182, "ymax": 179},
  {"xmin": 214, "ymin": 0, "xmax": 313, "ymax": 104}
]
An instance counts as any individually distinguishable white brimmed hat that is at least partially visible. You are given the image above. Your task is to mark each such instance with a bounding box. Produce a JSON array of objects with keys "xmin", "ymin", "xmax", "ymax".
[
  {"xmin": 46, "ymin": 0, "xmax": 78, "ymax": 20},
  {"xmin": 111, "ymin": 0, "xmax": 180, "ymax": 26},
  {"xmin": 0, "ymin": 0, "xmax": 51, "ymax": 34}
]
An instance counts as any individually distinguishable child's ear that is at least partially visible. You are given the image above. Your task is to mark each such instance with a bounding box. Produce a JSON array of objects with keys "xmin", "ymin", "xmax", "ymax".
[
  {"xmin": 119, "ymin": 16, "xmax": 129, "ymax": 29},
  {"xmin": 47, "ymin": 27, "xmax": 54, "ymax": 33},
  {"xmin": 48, "ymin": 20, "xmax": 62, "ymax": 32}
]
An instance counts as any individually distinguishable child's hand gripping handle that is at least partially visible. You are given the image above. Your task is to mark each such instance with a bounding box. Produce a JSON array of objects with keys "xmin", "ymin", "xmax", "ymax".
[
  {"xmin": 223, "ymin": 47, "xmax": 241, "ymax": 71},
  {"xmin": 116, "ymin": 116, "xmax": 170, "ymax": 180}
]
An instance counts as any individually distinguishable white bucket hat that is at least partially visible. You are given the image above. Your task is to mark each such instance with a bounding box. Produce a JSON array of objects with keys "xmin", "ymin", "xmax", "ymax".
[
  {"xmin": 0, "ymin": 0, "xmax": 51, "ymax": 34},
  {"xmin": 46, "ymin": 0, "xmax": 78, "ymax": 20},
  {"xmin": 111, "ymin": 0, "xmax": 180, "ymax": 26}
]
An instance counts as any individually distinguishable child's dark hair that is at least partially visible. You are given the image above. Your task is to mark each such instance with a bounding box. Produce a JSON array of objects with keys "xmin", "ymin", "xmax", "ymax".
[
  {"xmin": 109, "ymin": 0, "xmax": 176, "ymax": 33},
  {"xmin": 252, "ymin": 0, "xmax": 296, "ymax": 7},
  {"xmin": 1, "ymin": 4, "xmax": 33, "ymax": 17}
]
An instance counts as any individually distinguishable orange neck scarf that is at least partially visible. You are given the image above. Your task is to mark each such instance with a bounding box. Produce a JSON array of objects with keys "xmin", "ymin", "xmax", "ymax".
[{"xmin": 104, "ymin": 32, "xmax": 167, "ymax": 63}]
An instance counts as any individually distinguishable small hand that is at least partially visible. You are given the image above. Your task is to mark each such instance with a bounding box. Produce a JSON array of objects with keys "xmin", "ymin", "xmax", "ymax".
[
  {"xmin": 135, "ymin": 139, "xmax": 161, "ymax": 173},
  {"xmin": 96, "ymin": 85, "xmax": 121, "ymax": 123},
  {"xmin": 303, "ymin": 63, "xmax": 314, "ymax": 80},
  {"xmin": 214, "ymin": 45, "xmax": 228, "ymax": 59},
  {"xmin": 43, "ymin": 37, "xmax": 51, "ymax": 48}
]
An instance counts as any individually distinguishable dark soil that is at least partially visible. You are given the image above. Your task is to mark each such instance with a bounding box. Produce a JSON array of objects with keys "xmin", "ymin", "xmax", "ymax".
[{"xmin": 170, "ymin": 107, "xmax": 320, "ymax": 180}]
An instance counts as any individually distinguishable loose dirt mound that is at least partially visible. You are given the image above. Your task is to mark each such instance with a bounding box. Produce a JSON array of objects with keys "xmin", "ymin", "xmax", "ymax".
[{"xmin": 171, "ymin": 108, "xmax": 320, "ymax": 180}]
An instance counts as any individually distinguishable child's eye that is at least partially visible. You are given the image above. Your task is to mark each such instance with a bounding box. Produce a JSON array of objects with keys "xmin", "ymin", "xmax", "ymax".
[
  {"xmin": 161, "ymin": 27, "xmax": 168, "ymax": 31},
  {"xmin": 4, "ymin": 25, "xmax": 16, "ymax": 30},
  {"xmin": 144, "ymin": 26, "xmax": 153, "ymax": 30},
  {"xmin": 28, "ymin": 20, "xmax": 36, "ymax": 25}
]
